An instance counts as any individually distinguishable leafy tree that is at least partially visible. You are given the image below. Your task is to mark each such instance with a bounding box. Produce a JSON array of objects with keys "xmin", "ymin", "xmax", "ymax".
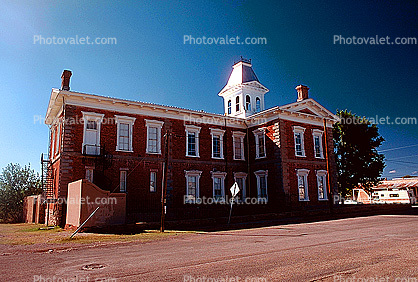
[
  {"xmin": 333, "ymin": 110, "xmax": 385, "ymax": 197},
  {"xmin": 0, "ymin": 163, "xmax": 42, "ymax": 223}
]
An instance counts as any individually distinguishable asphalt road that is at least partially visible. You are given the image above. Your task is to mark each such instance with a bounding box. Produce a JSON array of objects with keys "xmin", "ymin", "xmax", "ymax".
[{"xmin": 2, "ymin": 214, "xmax": 417, "ymax": 282}]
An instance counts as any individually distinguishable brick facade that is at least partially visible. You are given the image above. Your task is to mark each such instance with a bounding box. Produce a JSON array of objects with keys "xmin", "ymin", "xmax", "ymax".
[{"xmin": 44, "ymin": 65, "xmax": 339, "ymax": 226}]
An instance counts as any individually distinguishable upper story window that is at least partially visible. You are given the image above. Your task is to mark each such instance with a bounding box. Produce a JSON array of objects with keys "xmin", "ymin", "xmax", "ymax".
[
  {"xmin": 254, "ymin": 170, "xmax": 268, "ymax": 200},
  {"xmin": 235, "ymin": 96, "xmax": 240, "ymax": 112},
  {"xmin": 82, "ymin": 112, "xmax": 104, "ymax": 155},
  {"xmin": 297, "ymin": 169, "xmax": 309, "ymax": 201},
  {"xmin": 145, "ymin": 119, "xmax": 164, "ymax": 154},
  {"xmin": 185, "ymin": 170, "xmax": 202, "ymax": 203},
  {"xmin": 255, "ymin": 97, "xmax": 261, "ymax": 112},
  {"xmin": 245, "ymin": 95, "xmax": 251, "ymax": 111},
  {"xmin": 54, "ymin": 124, "xmax": 60, "ymax": 156},
  {"xmin": 115, "ymin": 115, "xmax": 136, "ymax": 152},
  {"xmin": 293, "ymin": 126, "xmax": 306, "ymax": 157},
  {"xmin": 185, "ymin": 125, "xmax": 201, "ymax": 157},
  {"xmin": 227, "ymin": 100, "xmax": 232, "ymax": 115},
  {"xmin": 211, "ymin": 171, "xmax": 227, "ymax": 200},
  {"xmin": 253, "ymin": 128, "xmax": 266, "ymax": 159},
  {"xmin": 312, "ymin": 129, "xmax": 324, "ymax": 159},
  {"xmin": 316, "ymin": 170, "xmax": 328, "ymax": 200},
  {"xmin": 210, "ymin": 128, "xmax": 225, "ymax": 159},
  {"xmin": 232, "ymin": 131, "xmax": 245, "ymax": 160}
]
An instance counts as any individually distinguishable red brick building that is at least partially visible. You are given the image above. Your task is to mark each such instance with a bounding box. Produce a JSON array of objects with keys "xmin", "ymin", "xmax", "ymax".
[{"xmin": 44, "ymin": 58, "xmax": 339, "ymax": 226}]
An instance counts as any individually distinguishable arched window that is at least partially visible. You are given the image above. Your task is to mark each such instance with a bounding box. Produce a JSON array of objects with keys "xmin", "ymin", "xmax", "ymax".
[
  {"xmin": 246, "ymin": 95, "xmax": 251, "ymax": 111},
  {"xmin": 235, "ymin": 96, "xmax": 240, "ymax": 112},
  {"xmin": 256, "ymin": 97, "xmax": 261, "ymax": 112},
  {"xmin": 227, "ymin": 100, "xmax": 231, "ymax": 114}
]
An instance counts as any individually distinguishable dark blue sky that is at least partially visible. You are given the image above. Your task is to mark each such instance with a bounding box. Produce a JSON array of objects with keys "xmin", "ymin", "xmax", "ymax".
[{"xmin": 0, "ymin": 0, "xmax": 417, "ymax": 178}]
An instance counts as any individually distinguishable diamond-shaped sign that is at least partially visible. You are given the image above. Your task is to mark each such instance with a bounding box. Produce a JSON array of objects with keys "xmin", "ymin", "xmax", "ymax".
[{"xmin": 230, "ymin": 182, "xmax": 240, "ymax": 198}]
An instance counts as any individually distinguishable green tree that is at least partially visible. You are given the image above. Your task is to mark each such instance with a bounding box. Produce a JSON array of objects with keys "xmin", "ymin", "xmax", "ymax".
[
  {"xmin": 0, "ymin": 163, "xmax": 42, "ymax": 223},
  {"xmin": 333, "ymin": 110, "xmax": 385, "ymax": 197}
]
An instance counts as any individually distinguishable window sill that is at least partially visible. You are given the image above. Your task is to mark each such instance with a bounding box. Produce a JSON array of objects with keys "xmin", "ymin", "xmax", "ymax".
[
  {"xmin": 186, "ymin": 154, "xmax": 200, "ymax": 158},
  {"xmin": 255, "ymin": 156, "xmax": 266, "ymax": 160},
  {"xmin": 299, "ymin": 199, "xmax": 310, "ymax": 202},
  {"xmin": 116, "ymin": 149, "xmax": 134, "ymax": 153},
  {"xmin": 318, "ymin": 198, "xmax": 328, "ymax": 201},
  {"xmin": 233, "ymin": 158, "xmax": 245, "ymax": 161},
  {"xmin": 212, "ymin": 157, "xmax": 224, "ymax": 160},
  {"xmin": 315, "ymin": 156, "xmax": 325, "ymax": 160},
  {"xmin": 295, "ymin": 154, "xmax": 306, "ymax": 158},
  {"xmin": 146, "ymin": 151, "xmax": 162, "ymax": 155}
]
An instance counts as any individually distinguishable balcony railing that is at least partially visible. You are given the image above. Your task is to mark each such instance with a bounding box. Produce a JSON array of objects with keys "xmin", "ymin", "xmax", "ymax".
[{"xmin": 82, "ymin": 144, "xmax": 102, "ymax": 156}]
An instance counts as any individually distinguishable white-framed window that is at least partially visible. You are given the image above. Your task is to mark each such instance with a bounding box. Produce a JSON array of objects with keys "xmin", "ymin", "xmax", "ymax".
[
  {"xmin": 254, "ymin": 170, "xmax": 268, "ymax": 200},
  {"xmin": 184, "ymin": 170, "xmax": 202, "ymax": 203},
  {"xmin": 185, "ymin": 125, "xmax": 201, "ymax": 157},
  {"xmin": 297, "ymin": 169, "xmax": 309, "ymax": 201},
  {"xmin": 211, "ymin": 171, "xmax": 227, "ymax": 200},
  {"xmin": 312, "ymin": 129, "xmax": 324, "ymax": 159},
  {"xmin": 293, "ymin": 126, "xmax": 306, "ymax": 157},
  {"xmin": 150, "ymin": 170, "xmax": 157, "ymax": 192},
  {"xmin": 255, "ymin": 97, "xmax": 261, "ymax": 112},
  {"xmin": 120, "ymin": 170, "xmax": 127, "ymax": 192},
  {"xmin": 82, "ymin": 112, "xmax": 104, "ymax": 155},
  {"xmin": 235, "ymin": 96, "xmax": 240, "ymax": 112},
  {"xmin": 253, "ymin": 128, "xmax": 266, "ymax": 159},
  {"xmin": 210, "ymin": 128, "xmax": 225, "ymax": 159},
  {"xmin": 227, "ymin": 100, "xmax": 232, "ymax": 115},
  {"xmin": 316, "ymin": 170, "xmax": 328, "ymax": 200},
  {"xmin": 245, "ymin": 95, "xmax": 251, "ymax": 111},
  {"xmin": 234, "ymin": 172, "xmax": 247, "ymax": 200},
  {"xmin": 115, "ymin": 115, "xmax": 136, "ymax": 152},
  {"xmin": 85, "ymin": 167, "xmax": 94, "ymax": 183},
  {"xmin": 232, "ymin": 131, "xmax": 246, "ymax": 160},
  {"xmin": 51, "ymin": 127, "xmax": 56, "ymax": 157},
  {"xmin": 145, "ymin": 119, "xmax": 164, "ymax": 154}
]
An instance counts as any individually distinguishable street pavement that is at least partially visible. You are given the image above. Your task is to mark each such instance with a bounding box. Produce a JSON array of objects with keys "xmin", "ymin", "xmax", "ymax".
[{"xmin": 1, "ymin": 214, "xmax": 417, "ymax": 281}]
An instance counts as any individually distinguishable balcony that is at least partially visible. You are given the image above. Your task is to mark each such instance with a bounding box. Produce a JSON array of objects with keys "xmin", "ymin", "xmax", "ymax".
[{"xmin": 82, "ymin": 144, "xmax": 102, "ymax": 156}]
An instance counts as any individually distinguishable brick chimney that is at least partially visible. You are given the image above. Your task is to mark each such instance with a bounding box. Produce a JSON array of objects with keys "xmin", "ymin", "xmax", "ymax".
[
  {"xmin": 61, "ymin": 70, "xmax": 72, "ymax": 91},
  {"xmin": 296, "ymin": 85, "xmax": 309, "ymax": 102}
]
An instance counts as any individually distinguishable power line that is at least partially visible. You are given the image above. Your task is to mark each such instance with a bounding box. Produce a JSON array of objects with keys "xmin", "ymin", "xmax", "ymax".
[
  {"xmin": 378, "ymin": 144, "xmax": 418, "ymax": 153},
  {"xmin": 385, "ymin": 153, "xmax": 418, "ymax": 161}
]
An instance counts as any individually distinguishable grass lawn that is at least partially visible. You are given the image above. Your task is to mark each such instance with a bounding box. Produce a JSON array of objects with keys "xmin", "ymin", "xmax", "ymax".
[{"xmin": 0, "ymin": 223, "xmax": 186, "ymax": 246}]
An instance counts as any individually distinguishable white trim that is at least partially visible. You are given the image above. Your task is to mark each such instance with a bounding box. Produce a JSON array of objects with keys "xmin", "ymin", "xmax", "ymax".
[
  {"xmin": 253, "ymin": 128, "xmax": 266, "ymax": 159},
  {"xmin": 81, "ymin": 112, "xmax": 104, "ymax": 155},
  {"xmin": 145, "ymin": 119, "xmax": 164, "ymax": 154},
  {"xmin": 115, "ymin": 115, "xmax": 136, "ymax": 152},
  {"xmin": 316, "ymin": 170, "xmax": 328, "ymax": 200},
  {"xmin": 254, "ymin": 170, "xmax": 268, "ymax": 201},
  {"xmin": 293, "ymin": 126, "xmax": 306, "ymax": 157},
  {"xmin": 297, "ymin": 169, "xmax": 310, "ymax": 201},
  {"xmin": 211, "ymin": 171, "xmax": 227, "ymax": 200},
  {"xmin": 185, "ymin": 170, "xmax": 202, "ymax": 203},
  {"xmin": 232, "ymin": 131, "xmax": 246, "ymax": 161},
  {"xmin": 210, "ymin": 128, "xmax": 225, "ymax": 159},
  {"xmin": 185, "ymin": 125, "xmax": 201, "ymax": 157},
  {"xmin": 234, "ymin": 172, "xmax": 247, "ymax": 200},
  {"xmin": 312, "ymin": 129, "xmax": 324, "ymax": 159}
]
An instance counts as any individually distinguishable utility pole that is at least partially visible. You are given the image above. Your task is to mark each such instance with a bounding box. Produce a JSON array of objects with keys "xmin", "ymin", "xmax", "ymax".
[
  {"xmin": 323, "ymin": 118, "xmax": 333, "ymax": 211},
  {"xmin": 160, "ymin": 132, "xmax": 170, "ymax": 232}
]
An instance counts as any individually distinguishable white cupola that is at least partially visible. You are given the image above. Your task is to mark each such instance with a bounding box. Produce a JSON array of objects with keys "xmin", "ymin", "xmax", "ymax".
[{"xmin": 218, "ymin": 57, "xmax": 269, "ymax": 118}]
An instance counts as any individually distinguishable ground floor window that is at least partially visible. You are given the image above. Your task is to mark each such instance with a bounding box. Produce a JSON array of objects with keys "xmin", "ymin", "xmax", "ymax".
[
  {"xmin": 297, "ymin": 169, "xmax": 309, "ymax": 201},
  {"xmin": 120, "ymin": 170, "xmax": 127, "ymax": 192},
  {"xmin": 316, "ymin": 170, "xmax": 328, "ymax": 200},
  {"xmin": 254, "ymin": 170, "xmax": 268, "ymax": 200},
  {"xmin": 150, "ymin": 170, "xmax": 157, "ymax": 192},
  {"xmin": 185, "ymin": 170, "xmax": 202, "ymax": 203},
  {"xmin": 234, "ymin": 172, "xmax": 247, "ymax": 200},
  {"xmin": 211, "ymin": 172, "xmax": 227, "ymax": 200}
]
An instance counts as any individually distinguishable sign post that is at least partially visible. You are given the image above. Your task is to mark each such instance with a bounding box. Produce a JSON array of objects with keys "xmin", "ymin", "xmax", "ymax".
[{"xmin": 228, "ymin": 182, "xmax": 240, "ymax": 224}]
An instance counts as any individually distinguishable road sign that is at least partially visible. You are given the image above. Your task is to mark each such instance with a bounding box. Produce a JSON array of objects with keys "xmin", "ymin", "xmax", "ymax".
[{"xmin": 230, "ymin": 182, "xmax": 240, "ymax": 198}]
